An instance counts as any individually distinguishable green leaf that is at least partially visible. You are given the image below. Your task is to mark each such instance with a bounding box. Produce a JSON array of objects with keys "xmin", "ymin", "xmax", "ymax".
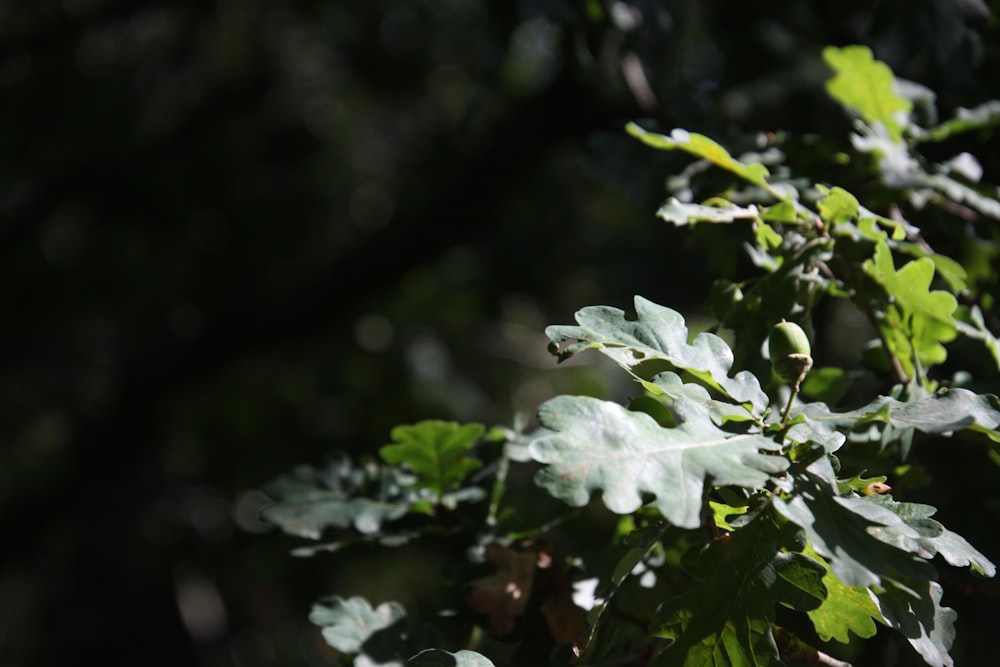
[
  {"xmin": 874, "ymin": 579, "xmax": 957, "ymax": 667},
  {"xmin": 863, "ymin": 240, "xmax": 958, "ymax": 375},
  {"xmin": 650, "ymin": 512, "xmax": 826, "ymax": 666},
  {"xmin": 626, "ymin": 123, "xmax": 772, "ymax": 190},
  {"xmin": 310, "ymin": 596, "xmax": 407, "ymax": 664},
  {"xmin": 407, "ymin": 649, "xmax": 496, "ymax": 667},
  {"xmin": 817, "ymin": 186, "xmax": 860, "ymax": 225},
  {"xmin": 865, "ymin": 495, "xmax": 996, "ymax": 577},
  {"xmin": 546, "ymin": 296, "xmax": 769, "ymax": 413},
  {"xmin": 644, "ymin": 372, "xmax": 758, "ymax": 425},
  {"xmin": 804, "ymin": 543, "xmax": 883, "ymax": 643},
  {"xmin": 772, "ymin": 457, "xmax": 933, "ymax": 588},
  {"xmin": 379, "ymin": 420, "xmax": 485, "ymax": 499},
  {"xmin": 919, "ymin": 100, "xmax": 1000, "ymax": 142},
  {"xmin": 823, "ymin": 45, "xmax": 912, "ymax": 142},
  {"xmin": 656, "ymin": 198, "xmax": 760, "ymax": 226},
  {"xmin": 526, "ymin": 394, "xmax": 788, "ymax": 529},
  {"xmin": 787, "ymin": 388, "xmax": 1000, "ymax": 444},
  {"xmin": 260, "ymin": 455, "xmax": 412, "ymax": 540}
]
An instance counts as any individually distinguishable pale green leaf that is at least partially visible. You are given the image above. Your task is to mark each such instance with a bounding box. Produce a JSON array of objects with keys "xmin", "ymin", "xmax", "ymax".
[
  {"xmin": 865, "ymin": 495, "xmax": 996, "ymax": 576},
  {"xmin": 823, "ymin": 45, "xmax": 912, "ymax": 142},
  {"xmin": 379, "ymin": 420, "xmax": 485, "ymax": 498},
  {"xmin": 407, "ymin": 649, "xmax": 496, "ymax": 667},
  {"xmin": 644, "ymin": 372, "xmax": 757, "ymax": 425},
  {"xmin": 546, "ymin": 296, "xmax": 769, "ymax": 412},
  {"xmin": 790, "ymin": 388, "xmax": 1000, "ymax": 442},
  {"xmin": 310, "ymin": 596, "xmax": 407, "ymax": 660},
  {"xmin": 656, "ymin": 198, "xmax": 759, "ymax": 226},
  {"xmin": 626, "ymin": 123, "xmax": 772, "ymax": 189},
  {"xmin": 913, "ymin": 171, "xmax": 1000, "ymax": 219},
  {"xmin": 874, "ymin": 579, "xmax": 957, "ymax": 667},
  {"xmin": 920, "ymin": 100, "xmax": 1000, "ymax": 142},
  {"xmin": 527, "ymin": 395, "xmax": 787, "ymax": 528},
  {"xmin": 260, "ymin": 455, "xmax": 413, "ymax": 539}
]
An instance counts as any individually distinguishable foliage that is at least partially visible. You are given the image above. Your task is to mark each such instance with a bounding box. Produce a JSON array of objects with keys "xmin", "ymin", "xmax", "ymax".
[{"xmin": 259, "ymin": 46, "xmax": 998, "ymax": 667}]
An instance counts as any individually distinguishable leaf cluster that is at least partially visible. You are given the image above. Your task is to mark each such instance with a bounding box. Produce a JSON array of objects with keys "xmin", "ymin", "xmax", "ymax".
[{"xmin": 257, "ymin": 46, "xmax": 999, "ymax": 667}]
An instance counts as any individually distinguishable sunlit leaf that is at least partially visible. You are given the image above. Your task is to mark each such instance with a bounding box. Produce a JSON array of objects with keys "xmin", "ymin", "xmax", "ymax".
[
  {"xmin": 804, "ymin": 542, "xmax": 883, "ymax": 643},
  {"xmin": 823, "ymin": 45, "xmax": 912, "ymax": 142},
  {"xmin": 379, "ymin": 420, "xmax": 485, "ymax": 499},
  {"xmin": 309, "ymin": 596, "xmax": 405, "ymax": 653},
  {"xmin": 656, "ymin": 198, "xmax": 759, "ymax": 225},
  {"xmin": 920, "ymin": 100, "xmax": 1000, "ymax": 142},
  {"xmin": 627, "ymin": 123, "xmax": 772, "ymax": 190},
  {"xmin": 546, "ymin": 296, "xmax": 769, "ymax": 412},
  {"xmin": 526, "ymin": 394, "xmax": 787, "ymax": 529},
  {"xmin": 863, "ymin": 240, "xmax": 958, "ymax": 374}
]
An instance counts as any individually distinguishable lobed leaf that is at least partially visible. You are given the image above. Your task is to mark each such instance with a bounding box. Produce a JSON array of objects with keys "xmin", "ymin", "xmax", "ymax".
[
  {"xmin": 546, "ymin": 296, "xmax": 769, "ymax": 413},
  {"xmin": 310, "ymin": 596, "xmax": 407, "ymax": 663},
  {"xmin": 863, "ymin": 241, "xmax": 958, "ymax": 375},
  {"xmin": 650, "ymin": 512, "xmax": 826, "ymax": 666},
  {"xmin": 786, "ymin": 388, "xmax": 1000, "ymax": 445},
  {"xmin": 772, "ymin": 457, "xmax": 933, "ymax": 588},
  {"xmin": 526, "ymin": 394, "xmax": 787, "ymax": 529},
  {"xmin": 805, "ymin": 547, "xmax": 884, "ymax": 644},
  {"xmin": 823, "ymin": 45, "xmax": 912, "ymax": 142},
  {"xmin": 865, "ymin": 495, "xmax": 996, "ymax": 577},
  {"xmin": 260, "ymin": 455, "xmax": 413, "ymax": 539},
  {"xmin": 874, "ymin": 579, "xmax": 957, "ymax": 667},
  {"xmin": 626, "ymin": 123, "xmax": 772, "ymax": 190},
  {"xmin": 379, "ymin": 420, "xmax": 485, "ymax": 499}
]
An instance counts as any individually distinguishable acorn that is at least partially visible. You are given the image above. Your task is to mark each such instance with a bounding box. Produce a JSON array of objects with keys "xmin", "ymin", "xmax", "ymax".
[{"xmin": 769, "ymin": 320, "xmax": 813, "ymax": 385}]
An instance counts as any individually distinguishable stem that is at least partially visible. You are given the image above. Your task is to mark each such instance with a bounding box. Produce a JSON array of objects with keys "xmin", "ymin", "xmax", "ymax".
[
  {"xmin": 780, "ymin": 379, "xmax": 802, "ymax": 428},
  {"xmin": 486, "ymin": 451, "xmax": 510, "ymax": 528}
]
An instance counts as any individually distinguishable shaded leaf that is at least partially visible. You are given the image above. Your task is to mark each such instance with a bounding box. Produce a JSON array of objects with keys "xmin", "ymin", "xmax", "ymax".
[
  {"xmin": 650, "ymin": 512, "xmax": 825, "ymax": 666},
  {"xmin": 546, "ymin": 296, "xmax": 769, "ymax": 412},
  {"xmin": 874, "ymin": 579, "xmax": 957, "ymax": 667},
  {"xmin": 772, "ymin": 458, "xmax": 932, "ymax": 588},
  {"xmin": 380, "ymin": 420, "xmax": 485, "ymax": 499},
  {"xmin": 527, "ymin": 394, "xmax": 787, "ymax": 529},
  {"xmin": 823, "ymin": 45, "xmax": 912, "ymax": 142},
  {"xmin": 407, "ymin": 650, "xmax": 496, "ymax": 667},
  {"xmin": 865, "ymin": 495, "xmax": 996, "ymax": 577},
  {"xmin": 260, "ymin": 454, "xmax": 412, "ymax": 540}
]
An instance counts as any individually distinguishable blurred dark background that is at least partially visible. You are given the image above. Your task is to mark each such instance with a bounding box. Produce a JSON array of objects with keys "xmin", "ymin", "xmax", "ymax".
[{"xmin": 1, "ymin": 1, "xmax": 998, "ymax": 666}]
